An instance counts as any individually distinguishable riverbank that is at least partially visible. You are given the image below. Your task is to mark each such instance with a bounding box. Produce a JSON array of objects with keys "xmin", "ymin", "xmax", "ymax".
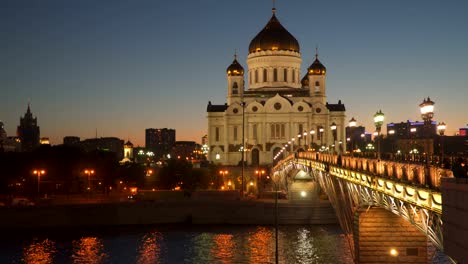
[{"xmin": 0, "ymin": 198, "xmax": 337, "ymax": 229}]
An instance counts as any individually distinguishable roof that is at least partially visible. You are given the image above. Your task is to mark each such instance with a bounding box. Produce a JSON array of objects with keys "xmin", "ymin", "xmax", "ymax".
[
  {"xmin": 207, "ymin": 102, "xmax": 228, "ymax": 112},
  {"xmin": 248, "ymin": 11, "xmax": 300, "ymax": 54},
  {"xmin": 326, "ymin": 100, "xmax": 346, "ymax": 112}
]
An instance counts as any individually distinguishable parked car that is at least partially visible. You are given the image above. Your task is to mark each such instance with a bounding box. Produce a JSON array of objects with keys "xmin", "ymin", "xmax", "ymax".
[{"xmin": 11, "ymin": 197, "xmax": 35, "ymax": 206}]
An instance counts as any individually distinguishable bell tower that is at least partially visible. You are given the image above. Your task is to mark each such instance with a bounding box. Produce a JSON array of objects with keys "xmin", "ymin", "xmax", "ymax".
[
  {"xmin": 226, "ymin": 53, "xmax": 244, "ymax": 104},
  {"xmin": 308, "ymin": 49, "xmax": 327, "ymax": 105}
]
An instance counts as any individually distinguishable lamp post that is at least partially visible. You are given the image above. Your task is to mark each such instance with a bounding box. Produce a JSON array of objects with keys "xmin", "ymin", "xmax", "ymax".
[
  {"xmin": 349, "ymin": 117, "xmax": 357, "ymax": 156},
  {"xmin": 309, "ymin": 129, "xmax": 315, "ymax": 150},
  {"xmin": 437, "ymin": 122, "xmax": 446, "ymax": 168},
  {"xmin": 319, "ymin": 126, "xmax": 324, "ymax": 150},
  {"xmin": 303, "ymin": 131, "xmax": 308, "ymax": 150},
  {"xmin": 373, "ymin": 110, "xmax": 385, "ymax": 160},
  {"xmin": 419, "ymin": 97, "xmax": 435, "ymax": 185},
  {"xmin": 219, "ymin": 170, "xmax": 228, "ymax": 190},
  {"xmin": 297, "ymin": 133, "xmax": 302, "ymax": 151},
  {"xmin": 84, "ymin": 169, "xmax": 95, "ymax": 191},
  {"xmin": 33, "ymin": 169, "xmax": 46, "ymax": 198},
  {"xmin": 330, "ymin": 122, "xmax": 337, "ymax": 154},
  {"xmin": 272, "ymin": 173, "xmax": 279, "ymax": 264},
  {"xmin": 241, "ymin": 101, "xmax": 246, "ymax": 197},
  {"xmin": 255, "ymin": 169, "xmax": 265, "ymax": 195}
]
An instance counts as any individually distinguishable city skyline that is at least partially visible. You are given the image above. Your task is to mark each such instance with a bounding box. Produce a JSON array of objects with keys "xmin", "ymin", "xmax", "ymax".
[{"xmin": 2, "ymin": 0, "xmax": 468, "ymax": 146}]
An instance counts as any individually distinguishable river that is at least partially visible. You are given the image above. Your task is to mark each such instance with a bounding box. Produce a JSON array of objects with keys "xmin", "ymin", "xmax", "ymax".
[{"xmin": 0, "ymin": 225, "xmax": 354, "ymax": 264}]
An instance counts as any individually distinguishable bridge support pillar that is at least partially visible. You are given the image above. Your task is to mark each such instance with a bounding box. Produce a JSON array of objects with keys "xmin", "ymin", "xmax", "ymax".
[{"xmin": 355, "ymin": 207, "xmax": 427, "ymax": 263}]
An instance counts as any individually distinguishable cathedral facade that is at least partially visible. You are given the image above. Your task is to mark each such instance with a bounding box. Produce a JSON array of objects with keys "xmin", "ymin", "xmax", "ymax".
[{"xmin": 207, "ymin": 8, "xmax": 346, "ymax": 166}]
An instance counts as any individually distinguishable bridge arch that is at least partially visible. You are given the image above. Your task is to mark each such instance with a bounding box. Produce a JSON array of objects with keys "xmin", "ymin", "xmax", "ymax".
[{"xmin": 272, "ymin": 153, "xmax": 450, "ymax": 262}]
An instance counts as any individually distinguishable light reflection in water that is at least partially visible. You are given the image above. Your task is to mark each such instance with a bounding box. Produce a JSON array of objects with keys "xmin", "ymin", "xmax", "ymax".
[
  {"xmin": 294, "ymin": 228, "xmax": 317, "ymax": 264},
  {"xmin": 248, "ymin": 227, "xmax": 273, "ymax": 264},
  {"xmin": 136, "ymin": 231, "xmax": 162, "ymax": 264},
  {"xmin": 22, "ymin": 239, "xmax": 56, "ymax": 264},
  {"xmin": 211, "ymin": 234, "xmax": 234, "ymax": 263},
  {"xmin": 72, "ymin": 237, "xmax": 108, "ymax": 264}
]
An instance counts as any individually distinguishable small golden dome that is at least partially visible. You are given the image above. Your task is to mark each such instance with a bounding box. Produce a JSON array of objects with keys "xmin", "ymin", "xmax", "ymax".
[
  {"xmin": 226, "ymin": 56, "xmax": 244, "ymax": 76},
  {"xmin": 307, "ymin": 57, "xmax": 326, "ymax": 75}
]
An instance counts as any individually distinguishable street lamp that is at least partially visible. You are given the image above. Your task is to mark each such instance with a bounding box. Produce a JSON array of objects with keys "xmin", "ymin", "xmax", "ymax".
[
  {"xmin": 419, "ymin": 97, "xmax": 435, "ymax": 156},
  {"xmin": 219, "ymin": 170, "xmax": 228, "ymax": 189},
  {"xmin": 241, "ymin": 101, "xmax": 246, "ymax": 197},
  {"xmin": 84, "ymin": 169, "xmax": 95, "ymax": 191},
  {"xmin": 33, "ymin": 169, "xmax": 46, "ymax": 197},
  {"xmin": 303, "ymin": 131, "xmax": 308, "ymax": 149},
  {"xmin": 309, "ymin": 129, "xmax": 315, "ymax": 150},
  {"xmin": 297, "ymin": 133, "xmax": 302, "ymax": 151},
  {"xmin": 330, "ymin": 122, "xmax": 337, "ymax": 154},
  {"xmin": 255, "ymin": 169, "xmax": 266, "ymax": 194},
  {"xmin": 419, "ymin": 97, "xmax": 435, "ymax": 185},
  {"xmin": 373, "ymin": 110, "xmax": 385, "ymax": 160},
  {"xmin": 349, "ymin": 117, "xmax": 357, "ymax": 156},
  {"xmin": 437, "ymin": 122, "xmax": 446, "ymax": 168},
  {"xmin": 319, "ymin": 126, "xmax": 324, "ymax": 149}
]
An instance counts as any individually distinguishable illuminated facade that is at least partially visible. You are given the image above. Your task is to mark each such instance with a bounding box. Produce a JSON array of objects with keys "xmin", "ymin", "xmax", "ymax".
[{"xmin": 207, "ymin": 8, "xmax": 347, "ymax": 166}]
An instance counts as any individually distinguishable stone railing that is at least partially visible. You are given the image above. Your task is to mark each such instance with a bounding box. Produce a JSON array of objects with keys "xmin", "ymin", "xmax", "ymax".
[{"xmin": 296, "ymin": 152, "xmax": 453, "ymax": 189}]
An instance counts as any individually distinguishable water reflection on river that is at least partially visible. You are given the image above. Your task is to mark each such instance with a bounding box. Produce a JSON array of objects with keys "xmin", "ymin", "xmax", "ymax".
[{"xmin": 1, "ymin": 225, "xmax": 353, "ymax": 264}]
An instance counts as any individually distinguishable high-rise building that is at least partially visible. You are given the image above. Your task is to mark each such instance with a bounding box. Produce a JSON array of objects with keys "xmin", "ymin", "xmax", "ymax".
[
  {"xmin": 207, "ymin": 7, "xmax": 346, "ymax": 166},
  {"xmin": 145, "ymin": 128, "xmax": 176, "ymax": 159},
  {"xmin": 17, "ymin": 104, "xmax": 40, "ymax": 152},
  {"xmin": 0, "ymin": 121, "xmax": 20, "ymax": 152}
]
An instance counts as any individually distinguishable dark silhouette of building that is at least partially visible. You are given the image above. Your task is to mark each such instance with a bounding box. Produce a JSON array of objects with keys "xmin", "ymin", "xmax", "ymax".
[
  {"xmin": 145, "ymin": 128, "xmax": 175, "ymax": 159},
  {"xmin": 387, "ymin": 120, "xmax": 437, "ymax": 139},
  {"xmin": 63, "ymin": 136, "xmax": 80, "ymax": 146},
  {"xmin": 172, "ymin": 141, "xmax": 197, "ymax": 160},
  {"xmin": 78, "ymin": 137, "xmax": 124, "ymax": 160},
  {"xmin": 17, "ymin": 104, "xmax": 40, "ymax": 152},
  {"xmin": 345, "ymin": 126, "xmax": 367, "ymax": 152}
]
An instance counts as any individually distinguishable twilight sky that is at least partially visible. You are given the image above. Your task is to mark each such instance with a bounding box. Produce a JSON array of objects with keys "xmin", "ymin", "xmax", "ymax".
[{"xmin": 2, "ymin": 0, "xmax": 468, "ymax": 146}]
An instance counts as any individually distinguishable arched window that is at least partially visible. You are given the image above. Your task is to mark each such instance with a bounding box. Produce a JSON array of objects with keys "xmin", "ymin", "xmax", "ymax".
[
  {"xmin": 263, "ymin": 69, "xmax": 267, "ymax": 82},
  {"xmin": 284, "ymin": 69, "xmax": 287, "ymax": 82},
  {"xmin": 255, "ymin": 70, "xmax": 258, "ymax": 83},
  {"xmin": 292, "ymin": 69, "xmax": 295, "ymax": 83},
  {"xmin": 249, "ymin": 71, "xmax": 252, "ymax": 84},
  {"xmin": 315, "ymin": 81, "xmax": 320, "ymax": 92},
  {"xmin": 315, "ymin": 81, "xmax": 320, "ymax": 86},
  {"xmin": 273, "ymin": 69, "xmax": 278, "ymax": 82},
  {"xmin": 232, "ymin": 82, "xmax": 238, "ymax": 95}
]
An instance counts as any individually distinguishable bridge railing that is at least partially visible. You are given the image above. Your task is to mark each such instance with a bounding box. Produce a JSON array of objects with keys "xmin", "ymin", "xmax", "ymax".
[{"xmin": 293, "ymin": 152, "xmax": 453, "ymax": 189}]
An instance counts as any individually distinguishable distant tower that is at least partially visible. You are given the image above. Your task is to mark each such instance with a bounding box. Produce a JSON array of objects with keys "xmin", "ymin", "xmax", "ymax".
[
  {"xmin": 0, "ymin": 121, "xmax": 7, "ymax": 139},
  {"xmin": 307, "ymin": 49, "xmax": 327, "ymax": 105},
  {"xmin": 17, "ymin": 104, "xmax": 40, "ymax": 151},
  {"xmin": 226, "ymin": 53, "xmax": 244, "ymax": 104},
  {"xmin": 124, "ymin": 140, "xmax": 134, "ymax": 160}
]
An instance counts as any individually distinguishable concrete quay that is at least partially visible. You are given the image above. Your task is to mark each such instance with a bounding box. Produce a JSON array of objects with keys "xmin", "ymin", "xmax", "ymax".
[{"xmin": 0, "ymin": 196, "xmax": 337, "ymax": 229}]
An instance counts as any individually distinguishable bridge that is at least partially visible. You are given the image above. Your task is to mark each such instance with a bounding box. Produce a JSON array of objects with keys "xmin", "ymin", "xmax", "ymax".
[{"xmin": 272, "ymin": 152, "xmax": 467, "ymax": 263}]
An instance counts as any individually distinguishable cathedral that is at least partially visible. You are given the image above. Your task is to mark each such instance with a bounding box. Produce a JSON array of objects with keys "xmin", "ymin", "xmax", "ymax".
[{"xmin": 207, "ymin": 8, "xmax": 346, "ymax": 166}]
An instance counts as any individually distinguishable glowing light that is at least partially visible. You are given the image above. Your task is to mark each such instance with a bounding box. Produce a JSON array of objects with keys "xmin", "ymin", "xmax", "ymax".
[
  {"xmin": 300, "ymin": 191, "xmax": 307, "ymax": 197},
  {"xmin": 389, "ymin": 248, "xmax": 398, "ymax": 256}
]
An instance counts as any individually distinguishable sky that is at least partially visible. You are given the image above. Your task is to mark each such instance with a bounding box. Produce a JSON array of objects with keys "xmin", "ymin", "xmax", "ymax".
[{"xmin": 1, "ymin": 0, "xmax": 468, "ymax": 146}]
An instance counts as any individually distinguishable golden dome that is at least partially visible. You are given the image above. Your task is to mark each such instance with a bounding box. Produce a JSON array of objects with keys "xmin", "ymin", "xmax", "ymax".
[
  {"xmin": 248, "ymin": 9, "xmax": 300, "ymax": 54},
  {"xmin": 307, "ymin": 57, "xmax": 326, "ymax": 75},
  {"xmin": 226, "ymin": 56, "xmax": 244, "ymax": 76}
]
